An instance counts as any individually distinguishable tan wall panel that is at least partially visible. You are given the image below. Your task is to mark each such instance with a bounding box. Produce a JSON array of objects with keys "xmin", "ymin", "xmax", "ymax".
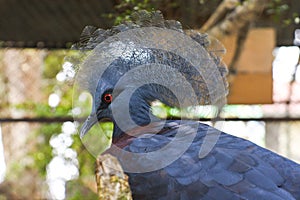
[
  {"xmin": 227, "ymin": 73, "xmax": 273, "ymax": 104},
  {"xmin": 219, "ymin": 28, "xmax": 275, "ymax": 104},
  {"xmin": 236, "ymin": 28, "xmax": 275, "ymax": 73}
]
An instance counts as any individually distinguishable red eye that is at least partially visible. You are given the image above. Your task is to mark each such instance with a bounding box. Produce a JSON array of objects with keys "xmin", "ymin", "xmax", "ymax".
[{"xmin": 103, "ymin": 93, "xmax": 113, "ymax": 104}]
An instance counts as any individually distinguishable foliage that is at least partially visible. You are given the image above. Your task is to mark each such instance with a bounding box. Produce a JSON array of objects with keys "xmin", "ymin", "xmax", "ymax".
[
  {"xmin": 110, "ymin": 0, "xmax": 295, "ymax": 27},
  {"xmin": 31, "ymin": 124, "xmax": 61, "ymax": 177},
  {"xmin": 262, "ymin": 0, "xmax": 299, "ymax": 27},
  {"xmin": 109, "ymin": 0, "xmax": 157, "ymax": 24},
  {"xmin": 23, "ymin": 50, "xmax": 98, "ymax": 199},
  {"xmin": 66, "ymin": 180, "xmax": 99, "ymax": 200},
  {"xmin": 43, "ymin": 50, "xmax": 67, "ymax": 78}
]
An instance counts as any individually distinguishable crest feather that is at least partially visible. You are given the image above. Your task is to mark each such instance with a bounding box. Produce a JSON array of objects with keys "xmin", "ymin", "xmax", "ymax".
[{"xmin": 73, "ymin": 10, "xmax": 228, "ymax": 107}]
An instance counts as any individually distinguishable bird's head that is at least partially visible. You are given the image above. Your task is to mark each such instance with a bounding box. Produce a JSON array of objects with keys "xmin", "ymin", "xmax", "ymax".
[
  {"xmin": 78, "ymin": 47, "xmax": 165, "ymax": 139},
  {"xmin": 74, "ymin": 11, "xmax": 228, "ymax": 140}
]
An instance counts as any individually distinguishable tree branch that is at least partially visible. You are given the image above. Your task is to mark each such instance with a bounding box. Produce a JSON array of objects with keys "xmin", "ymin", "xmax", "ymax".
[
  {"xmin": 206, "ymin": 0, "xmax": 271, "ymax": 39},
  {"xmin": 228, "ymin": 21, "xmax": 250, "ymax": 76},
  {"xmin": 200, "ymin": 0, "xmax": 239, "ymax": 33}
]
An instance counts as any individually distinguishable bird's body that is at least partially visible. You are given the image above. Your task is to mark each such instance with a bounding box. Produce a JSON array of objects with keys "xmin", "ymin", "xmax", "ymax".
[
  {"xmin": 109, "ymin": 120, "xmax": 300, "ymax": 200},
  {"xmin": 75, "ymin": 10, "xmax": 300, "ymax": 200}
]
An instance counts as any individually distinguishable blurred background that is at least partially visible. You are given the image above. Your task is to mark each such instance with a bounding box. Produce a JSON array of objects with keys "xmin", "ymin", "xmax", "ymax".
[{"xmin": 0, "ymin": 0, "xmax": 299, "ymax": 199}]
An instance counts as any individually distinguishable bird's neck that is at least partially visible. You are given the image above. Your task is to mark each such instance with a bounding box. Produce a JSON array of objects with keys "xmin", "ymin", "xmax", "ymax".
[{"xmin": 112, "ymin": 92, "xmax": 160, "ymax": 138}]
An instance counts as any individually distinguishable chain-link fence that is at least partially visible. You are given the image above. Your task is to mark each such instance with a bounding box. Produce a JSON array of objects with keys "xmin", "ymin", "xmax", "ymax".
[{"xmin": 0, "ymin": 48, "xmax": 299, "ymax": 199}]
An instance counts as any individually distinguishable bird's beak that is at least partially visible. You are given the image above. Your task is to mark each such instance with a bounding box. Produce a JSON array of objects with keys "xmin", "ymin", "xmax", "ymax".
[{"xmin": 80, "ymin": 112, "xmax": 98, "ymax": 139}]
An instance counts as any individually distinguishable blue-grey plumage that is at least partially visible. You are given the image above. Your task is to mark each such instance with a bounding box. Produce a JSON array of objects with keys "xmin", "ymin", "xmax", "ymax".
[
  {"xmin": 75, "ymin": 10, "xmax": 300, "ymax": 200},
  {"xmin": 113, "ymin": 121, "xmax": 300, "ymax": 200}
]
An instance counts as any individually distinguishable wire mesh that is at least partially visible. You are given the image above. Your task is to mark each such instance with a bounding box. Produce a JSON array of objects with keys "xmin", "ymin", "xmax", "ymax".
[{"xmin": 0, "ymin": 48, "xmax": 300, "ymax": 199}]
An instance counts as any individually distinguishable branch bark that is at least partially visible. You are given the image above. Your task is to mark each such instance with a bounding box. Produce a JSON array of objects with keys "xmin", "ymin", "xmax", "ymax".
[
  {"xmin": 202, "ymin": 0, "xmax": 272, "ymax": 81},
  {"xmin": 200, "ymin": 0, "xmax": 240, "ymax": 33},
  {"xmin": 95, "ymin": 154, "xmax": 131, "ymax": 200},
  {"xmin": 228, "ymin": 21, "xmax": 250, "ymax": 75},
  {"xmin": 206, "ymin": 0, "xmax": 271, "ymax": 39}
]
